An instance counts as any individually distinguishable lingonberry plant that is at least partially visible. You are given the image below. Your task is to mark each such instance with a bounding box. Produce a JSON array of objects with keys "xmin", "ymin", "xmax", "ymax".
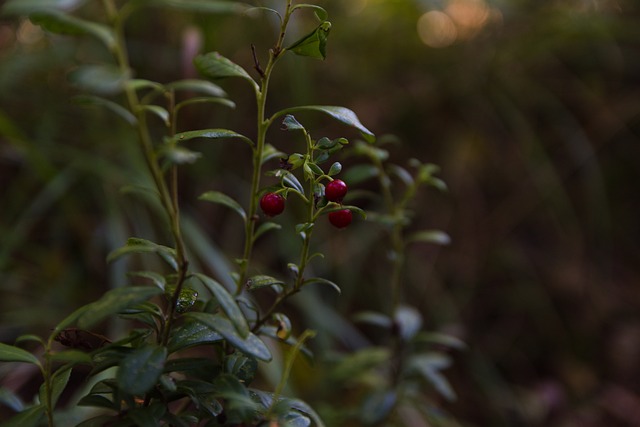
[{"xmin": 0, "ymin": 1, "xmax": 458, "ymax": 426}]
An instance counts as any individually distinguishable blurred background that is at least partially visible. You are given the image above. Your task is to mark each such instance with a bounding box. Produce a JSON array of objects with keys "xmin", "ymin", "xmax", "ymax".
[{"xmin": 1, "ymin": 0, "xmax": 640, "ymax": 425}]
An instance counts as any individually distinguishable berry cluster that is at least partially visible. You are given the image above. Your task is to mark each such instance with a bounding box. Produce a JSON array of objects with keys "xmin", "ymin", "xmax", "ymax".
[{"xmin": 259, "ymin": 179, "xmax": 353, "ymax": 229}]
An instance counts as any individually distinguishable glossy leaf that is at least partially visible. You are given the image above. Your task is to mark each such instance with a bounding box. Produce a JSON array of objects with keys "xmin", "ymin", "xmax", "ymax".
[
  {"xmin": 273, "ymin": 105, "xmax": 374, "ymax": 141},
  {"xmin": 168, "ymin": 320, "xmax": 223, "ymax": 353},
  {"xmin": 407, "ymin": 230, "xmax": 451, "ymax": 246},
  {"xmin": 0, "ymin": 343, "xmax": 40, "ymax": 365},
  {"xmin": 287, "ymin": 21, "xmax": 331, "ymax": 60},
  {"xmin": 77, "ymin": 286, "xmax": 163, "ymax": 330},
  {"xmin": 194, "ymin": 273, "xmax": 249, "ymax": 337},
  {"xmin": 29, "ymin": 11, "xmax": 115, "ymax": 48},
  {"xmin": 107, "ymin": 237, "xmax": 178, "ymax": 270},
  {"xmin": 73, "ymin": 95, "xmax": 137, "ymax": 125},
  {"xmin": 68, "ymin": 64, "xmax": 129, "ymax": 95},
  {"xmin": 199, "ymin": 191, "xmax": 246, "ymax": 221},
  {"xmin": 169, "ymin": 128, "xmax": 253, "ymax": 146},
  {"xmin": 246, "ymin": 275, "xmax": 285, "ymax": 291},
  {"xmin": 194, "ymin": 52, "xmax": 257, "ymax": 88},
  {"xmin": 186, "ymin": 312, "xmax": 271, "ymax": 361},
  {"xmin": 117, "ymin": 345, "xmax": 167, "ymax": 396}
]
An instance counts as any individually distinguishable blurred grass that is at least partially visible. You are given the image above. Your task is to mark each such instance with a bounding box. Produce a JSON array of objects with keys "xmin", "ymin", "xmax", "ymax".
[{"xmin": 2, "ymin": 0, "xmax": 640, "ymax": 425}]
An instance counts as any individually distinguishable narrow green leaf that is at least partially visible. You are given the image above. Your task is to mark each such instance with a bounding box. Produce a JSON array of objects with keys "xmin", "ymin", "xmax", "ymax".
[
  {"xmin": 160, "ymin": 145, "xmax": 202, "ymax": 165},
  {"xmin": 407, "ymin": 353, "xmax": 456, "ymax": 401},
  {"xmin": 353, "ymin": 311, "xmax": 393, "ymax": 329},
  {"xmin": 175, "ymin": 96, "xmax": 236, "ymax": 111},
  {"xmin": 291, "ymin": 4, "xmax": 328, "ymax": 21},
  {"xmin": 0, "ymin": 343, "xmax": 40, "ymax": 365},
  {"xmin": 127, "ymin": 79, "xmax": 164, "ymax": 92},
  {"xmin": 301, "ymin": 277, "xmax": 341, "ymax": 294},
  {"xmin": 0, "ymin": 404, "xmax": 45, "ymax": 427},
  {"xmin": 194, "ymin": 273, "xmax": 249, "ymax": 337},
  {"xmin": 73, "ymin": 95, "xmax": 136, "ymax": 125},
  {"xmin": 107, "ymin": 237, "xmax": 178, "ymax": 270},
  {"xmin": 68, "ymin": 64, "xmax": 129, "ymax": 95},
  {"xmin": 272, "ymin": 105, "xmax": 374, "ymax": 141},
  {"xmin": 29, "ymin": 11, "xmax": 115, "ymax": 48},
  {"xmin": 199, "ymin": 191, "xmax": 246, "ymax": 221},
  {"xmin": 117, "ymin": 345, "xmax": 167, "ymax": 396},
  {"xmin": 76, "ymin": 286, "xmax": 164, "ymax": 330},
  {"xmin": 39, "ymin": 365, "xmax": 72, "ymax": 408},
  {"xmin": 2, "ymin": 0, "xmax": 86, "ymax": 15},
  {"xmin": 186, "ymin": 313, "xmax": 271, "ymax": 361},
  {"xmin": 253, "ymin": 222, "xmax": 281, "ymax": 242},
  {"xmin": 15, "ymin": 334, "xmax": 45, "ymax": 346},
  {"xmin": 165, "ymin": 79, "xmax": 226, "ymax": 97},
  {"xmin": 149, "ymin": 0, "xmax": 250, "ymax": 14},
  {"xmin": 169, "ymin": 128, "xmax": 253, "ymax": 146},
  {"xmin": 138, "ymin": 105, "xmax": 169, "ymax": 126},
  {"xmin": 129, "ymin": 271, "xmax": 166, "ymax": 290},
  {"xmin": 246, "ymin": 275, "xmax": 285, "ymax": 291},
  {"xmin": 388, "ymin": 164, "xmax": 414, "ymax": 187},
  {"xmin": 407, "ymin": 230, "xmax": 451, "ymax": 246},
  {"xmin": 194, "ymin": 52, "xmax": 257, "ymax": 89},
  {"xmin": 287, "ymin": 21, "xmax": 332, "ymax": 60},
  {"xmin": 50, "ymin": 350, "xmax": 92, "ymax": 364}
]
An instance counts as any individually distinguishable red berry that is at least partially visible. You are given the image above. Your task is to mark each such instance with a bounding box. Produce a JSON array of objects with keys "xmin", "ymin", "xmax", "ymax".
[
  {"xmin": 260, "ymin": 193, "xmax": 285, "ymax": 216},
  {"xmin": 328, "ymin": 209, "xmax": 352, "ymax": 229},
  {"xmin": 325, "ymin": 179, "xmax": 348, "ymax": 202}
]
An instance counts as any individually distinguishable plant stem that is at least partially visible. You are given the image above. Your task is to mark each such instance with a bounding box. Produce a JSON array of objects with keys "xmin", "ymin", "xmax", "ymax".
[{"xmin": 104, "ymin": 0, "xmax": 189, "ymax": 346}]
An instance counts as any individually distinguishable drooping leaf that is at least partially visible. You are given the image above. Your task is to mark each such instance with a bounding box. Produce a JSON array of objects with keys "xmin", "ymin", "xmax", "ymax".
[
  {"xmin": 301, "ymin": 277, "xmax": 341, "ymax": 294},
  {"xmin": 272, "ymin": 105, "xmax": 374, "ymax": 141},
  {"xmin": 126, "ymin": 79, "xmax": 164, "ymax": 92},
  {"xmin": 291, "ymin": 3, "xmax": 328, "ymax": 21},
  {"xmin": 0, "ymin": 343, "xmax": 40, "ymax": 365},
  {"xmin": 246, "ymin": 275, "xmax": 285, "ymax": 291},
  {"xmin": 68, "ymin": 64, "xmax": 129, "ymax": 95},
  {"xmin": 407, "ymin": 353, "xmax": 456, "ymax": 401},
  {"xmin": 168, "ymin": 128, "xmax": 253, "ymax": 146},
  {"xmin": 116, "ymin": 345, "xmax": 167, "ymax": 396},
  {"xmin": 175, "ymin": 96, "xmax": 236, "ymax": 111},
  {"xmin": 2, "ymin": 0, "xmax": 86, "ymax": 15},
  {"xmin": 73, "ymin": 95, "xmax": 137, "ymax": 125},
  {"xmin": 253, "ymin": 222, "xmax": 281, "ymax": 242},
  {"xmin": 107, "ymin": 237, "xmax": 178, "ymax": 270},
  {"xmin": 186, "ymin": 313, "xmax": 271, "ymax": 361},
  {"xmin": 194, "ymin": 52, "xmax": 257, "ymax": 88},
  {"xmin": 407, "ymin": 230, "xmax": 451, "ymax": 246},
  {"xmin": 168, "ymin": 319, "xmax": 223, "ymax": 353},
  {"xmin": 199, "ymin": 191, "xmax": 246, "ymax": 221},
  {"xmin": 194, "ymin": 273, "xmax": 249, "ymax": 337},
  {"xmin": 138, "ymin": 105, "xmax": 169, "ymax": 126},
  {"xmin": 287, "ymin": 21, "xmax": 332, "ymax": 60},
  {"xmin": 29, "ymin": 11, "xmax": 115, "ymax": 48},
  {"xmin": 165, "ymin": 79, "xmax": 227, "ymax": 97},
  {"xmin": 129, "ymin": 271, "xmax": 166, "ymax": 290},
  {"xmin": 76, "ymin": 286, "xmax": 163, "ymax": 330}
]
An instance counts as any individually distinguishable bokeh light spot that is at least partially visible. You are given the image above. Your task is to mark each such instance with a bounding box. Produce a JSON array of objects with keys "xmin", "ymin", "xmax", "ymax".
[{"xmin": 417, "ymin": 11, "xmax": 457, "ymax": 48}]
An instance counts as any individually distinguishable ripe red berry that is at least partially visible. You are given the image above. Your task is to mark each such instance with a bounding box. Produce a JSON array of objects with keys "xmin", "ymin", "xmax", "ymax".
[
  {"xmin": 260, "ymin": 193, "xmax": 285, "ymax": 216},
  {"xmin": 325, "ymin": 179, "xmax": 348, "ymax": 202},
  {"xmin": 328, "ymin": 209, "xmax": 352, "ymax": 229}
]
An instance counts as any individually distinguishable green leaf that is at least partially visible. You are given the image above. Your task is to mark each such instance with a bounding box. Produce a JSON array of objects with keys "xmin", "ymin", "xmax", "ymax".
[
  {"xmin": 361, "ymin": 390, "xmax": 397, "ymax": 425},
  {"xmin": 0, "ymin": 387, "xmax": 24, "ymax": 412},
  {"xmin": 148, "ymin": 0, "xmax": 250, "ymax": 14},
  {"xmin": 77, "ymin": 286, "xmax": 163, "ymax": 330},
  {"xmin": 116, "ymin": 345, "xmax": 167, "ymax": 396},
  {"xmin": 129, "ymin": 271, "xmax": 166, "ymax": 290},
  {"xmin": 261, "ymin": 144, "xmax": 287, "ymax": 165},
  {"xmin": 29, "ymin": 11, "xmax": 115, "ymax": 48},
  {"xmin": 194, "ymin": 52, "xmax": 257, "ymax": 88},
  {"xmin": 165, "ymin": 285, "xmax": 198, "ymax": 314},
  {"xmin": 224, "ymin": 352, "xmax": 258, "ymax": 385},
  {"xmin": 272, "ymin": 105, "xmax": 374, "ymax": 141},
  {"xmin": 407, "ymin": 353, "xmax": 456, "ymax": 401},
  {"xmin": 353, "ymin": 311, "xmax": 393, "ymax": 329},
  {"xmin": 126, "ymin": 79, "xmax": 164, "ymax": 92},
  {"xmin": 407, "ymin": 230, "xmax": 451, "ymax": 246},
  {"xmin": 281, "ymin": 114, "xmax": 305, "ymax": 131},
  {"xmin": 168, "ymin": 320, "xmax": 223, "ymax": 353},
  {"xmin": 199, "ymin": 191, "xmax": 246, "ymax": 221},
  {"xmin": 39, "ymin": 365, "xmax": 72, "ymax": 408},
  {"xmin": 0, "ymin": 343, "xmax": 40, "ymax": 365},
  {"xmin": 394, "ymin": 305, "xmax": 423, "ymax": 342},
  {"xmin": 194, "ymin": 273, "xmax": 249, "ymax": 337},
  {"xmin": 73, "ymin": 95, "xmax": 137, "ymax": 125},
  {"xmin": 0, "ymin": 405, "xmax": 45, "ymax": 427},
  {"xmin": 328, "ymin": 162, "xmax": 342, "ymax": 176},
  {"xmin": 68, "ymin": 64, "xmax": 129, "ymax": 95},
  {"xmin": 165, "ymin": 79, "xmax": 227, "ymax": 97},
  {"xmin": 186, "ymin": 312, "xmax": 271, "ymax": 361},
  {"xmin": 2, "ymin": 0, "xmax": 86, "ymax": 15},
  {"xmin": 246, "ymin": 275, "xmax": 285, "ymax": 291},
  {"xmin": 15, "ymin": 334, "xmax": 45, "ymax": 346},
  {"xmin": 169, "ymin": 128, "xmax": 253, "ymax": 146},
  {"xmin": 175, "ymin": 96, "xmax": 236, "ymax": 111},
  {"xmin": 50, "ymin": 349, "xmax": 93, "ymax": 364},
  {"xmin": 291, "ymin": 3, "xmax": 328, "ymax": 21},
  {"xmin": 160, "ymin": 145, "xmax": 202, "ymax": 165},
  {"xmin": 107, "ymin": 237, "xmax": 178, "ymax": 270},
  {"xmin": 301, "ymin": 277, "xmax": 341, "ymax": 294},
  {"xmin": 415, "ymin": 332, "xmax": 467, "ymax": 350},
  {"xmin": 138, "ymin": 105, "xmax": 169, "ymax": 126},
  {"xmin": 388, "ymin": 164, "xmax": 414, "ymax": 187},
  {"xmin": 253, "ymin": 222, "xmax": 281, "ymax": 242},
  {"xmin": 287, "ymin": 21, "xmax": 332, "ymax": 60},
  {"xmin": 329, "ymin": 347, "xmax": 390, "ymax": 383}
]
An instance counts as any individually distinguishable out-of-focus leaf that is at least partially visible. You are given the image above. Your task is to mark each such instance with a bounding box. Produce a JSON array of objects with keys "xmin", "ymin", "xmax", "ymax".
[
  {"xmin": 138, "ymin": 105, "xmax": 169, "ymax": 126},
  {"xmin": 50, "ymin": 350, "xmax": 92, "ymax": 364},
  {"xmin": 165, "ymin": 79, "xmax": 226, "ymax": 97},
  {"xmin": 253, "ymin": 222, "xmax": 282, "ymax": 242},
  {"xmin": 394, "ymin": 305, "xmax": 423, "ymax": 342},
  {"xmin": 0, "ymin": 387, "xmax": 24, "ymax": 412},
  {"xmin": 414, "ymin": 332, "xmax": 467, "ymax": 350},
  {"xmin": 160, "ymin": 145, "xmax": 202, "ymax": 165},
  {"xmin": 29, "ymin": 11, "xmax": 115, "ymax": 48},
  {"xmin": 116, "ymin": 345, "xmax": 167, "ymax": 396},
  {"xmin": 0, "ymin": 405, "xmax": 45, "ymax": 427},
  {"xmin": 73, "ymin": 95, "xmax": 137, "ymax": 125},
  {"xmin": 287, "ymin": 21, "xmax": 331, "ymax": 60},
  {"xmin": 194, "ymin": 52, "xmax": 257, "ymax": 88},
  {"xmin": 186, "ymin": 312, "xmax": 271, "ymax": 362},
  {"xmin": 361, "ymin": 390, "xmax": 397, "ymax": 425},
  {"xmin": 199, "ymin": 191, "xmax": 246, "ymax": 221},
  {"xmin": 2, "ymin": 0, "xmax": 86, "ymax": 14},
  {"xmin": 194, "ymin": 273, "xmax": 249, "ymax": 337},
  {"xmin": 0, "ymin": 343, "xmax": 40, "ymax": 365},
  {"xmin": 146, "ymin": 0, "xmax": 250, "ymax": 14},
  {"xmin": 407, "ymin": 353, "xmax": 456, "ymax": 401},
  {"xmin": 291, "ymin": 3, "xmax": 328, "ymax": 21},
  {"xmin": 107, "ymin": 237, "xmax": 178, "ymax": 270},
  {"xmin": 273, "ymin": 105, "xmax": 374, "ymax": 141},
  {"xmin": 329, "ymin": 347, "xmax": 390, "ymax": 383},
  {"xmin": 76, "ymin": 286, "xmax": 163, "ymax": 330},
  {"xmin": 407, "ymin": 230, "xmax": 451, "ymax": 246},
  {"xmin": 301, "ymin": 277, "xmax": 341, "ymax": 294},
  {"xmin": 353, "ymin": 311, "xmax": 393, "ymax": 329},
  {"xmin": 68, "ymin": 64, "xmax": 129, "ymax": 95},
  {"xmin": 129, "ymin": 271, "xmax": 166, "ymax": 290}
]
